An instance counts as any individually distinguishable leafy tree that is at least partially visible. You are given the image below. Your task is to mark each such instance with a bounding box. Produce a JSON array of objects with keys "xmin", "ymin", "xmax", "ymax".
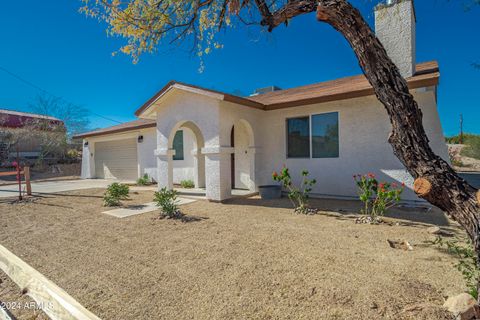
[{"xmin": 82, "ymin": 0, "xmax": 480, "ymax": 296}]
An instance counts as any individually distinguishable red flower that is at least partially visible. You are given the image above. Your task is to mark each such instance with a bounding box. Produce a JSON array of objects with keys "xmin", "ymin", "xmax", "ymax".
[
  {"xmin": 368, "ymin": 173, "xmax": 375, "ymax": 178},
  {"xmin": 401, "ymin": 182, "xmax": 406, "ymax": 187},
  {"xmin": 272, "ymin": 171, "xmax": 278, "ymax": 178}
]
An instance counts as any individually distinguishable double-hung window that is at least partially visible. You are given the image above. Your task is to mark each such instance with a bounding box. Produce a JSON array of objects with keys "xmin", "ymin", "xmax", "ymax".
[{"xmin": 286, "ymin": 112, "xmax": 339, "ymax": 159}]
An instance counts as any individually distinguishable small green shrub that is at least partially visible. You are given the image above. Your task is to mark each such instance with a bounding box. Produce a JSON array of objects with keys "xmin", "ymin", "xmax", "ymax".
[
  {"xmin": 433, "ymin": 236, "xmax": 479, "ymax": 299},
  {"xmin": 103, "ymin": 183, "xmax": 130, "ymax": 207},
  {"xmin": 154, "ymin": 187, "xmax": 181, "ymax": 218},
  {"xmin": 353, "ymin": 173, "xmax": 404, "ymax": 222},
  {"xmin": 180, "ymin": 179, "xmax": 195, "ymax": 188},
  {"xmin": 272, "ymin": 167, "xmax": 317, "ymax": 214},
  {"xmin": 137, "ymin": 173, "xmax": 151, "ymax": 186}
]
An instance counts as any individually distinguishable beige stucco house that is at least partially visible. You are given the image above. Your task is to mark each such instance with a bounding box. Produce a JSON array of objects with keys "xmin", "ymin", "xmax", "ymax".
[{"xmin": 75, "ymin": 0, "xmax": 449, "ymax": 202}]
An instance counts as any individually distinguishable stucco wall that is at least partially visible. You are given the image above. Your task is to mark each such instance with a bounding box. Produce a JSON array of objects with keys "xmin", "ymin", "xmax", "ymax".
[
  {"xmin": 137, "ymin": 128, "xmax": 157, "ymax": 181},
  {"xmin": 255, "ymin": 88, "xmax": 448, "ymax": 202}
]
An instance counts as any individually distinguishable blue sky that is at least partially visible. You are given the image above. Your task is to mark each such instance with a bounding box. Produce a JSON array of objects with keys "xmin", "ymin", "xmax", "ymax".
[{"xmin": 0, "ymin": 1, "xmax": 478, "ymax": 136}]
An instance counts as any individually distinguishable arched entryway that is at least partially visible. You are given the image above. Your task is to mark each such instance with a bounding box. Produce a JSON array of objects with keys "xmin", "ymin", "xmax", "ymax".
[
  {"xmin": 230, "ymin": 119, "xmax": 255, "ymax": 192},
  {"xmin": 168, "ymin": 121, "xmax": 206, "ymax": 188}
]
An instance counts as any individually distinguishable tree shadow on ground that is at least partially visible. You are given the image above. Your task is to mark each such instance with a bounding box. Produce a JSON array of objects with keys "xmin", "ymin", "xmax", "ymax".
[{"xmin": 223, "ymin": 196, "xmax": 452, "ymax": 227}]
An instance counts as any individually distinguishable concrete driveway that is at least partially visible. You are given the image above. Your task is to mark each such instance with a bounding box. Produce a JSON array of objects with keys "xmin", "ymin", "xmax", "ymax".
[{"xmin": 0, "ymin": 179, "xmax": 116, "ymax": 198}]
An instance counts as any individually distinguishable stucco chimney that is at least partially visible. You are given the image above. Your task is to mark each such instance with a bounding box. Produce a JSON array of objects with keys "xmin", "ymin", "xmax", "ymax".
[{"xmin": 375, "ymin": 0, "xmax": 416, "ymax": 78}]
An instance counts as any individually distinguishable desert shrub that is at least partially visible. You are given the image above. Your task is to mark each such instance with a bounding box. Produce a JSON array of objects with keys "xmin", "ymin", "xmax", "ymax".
[
  {"xmin": 154, "ymin": 187, "xmax": 182, "ymax": 218},
  {"xmin": 446, "ymin": 134, "xmax": 480, "ymax": 160},
  {"xmin": 66, "ymin": 149, "xmax": 79, "ymax": 160},
  {"xmin": 103, "ymin": 182, "xmax": 130, "ymax": 206},
  {"xmin": 448, "ymin": 147, "xmax": 464, "ymax": 167},
  {"xmin": 272, "ymin": 167, "xmax": 317, "ymax": 214},
  {"xmin": 433, "ymin": 236, "xmax": 479, "ymax": 299},
  {"xmin": 353, "ymin": 173, "xmax": 404, "ymax": 222},
  {"xmin": 180, "ymin": 179, "xmax": 195, "ymax": 188},
  {"xmin": 461, "ymin": 135, "xmax": 480, "ymax": 160},
  {"xmin": 137, "ymin": 173, "xmax": 151, "ymax": 186}
]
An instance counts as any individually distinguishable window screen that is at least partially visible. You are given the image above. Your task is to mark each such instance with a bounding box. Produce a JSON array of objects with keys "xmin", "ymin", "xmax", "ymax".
[
  {"xmin": 287, "ymin": 117, "xmax": 310, "ymax": 158},
  {"xmin": 312, "ymin": 112, "xmax": 339, "ymax": 158}
]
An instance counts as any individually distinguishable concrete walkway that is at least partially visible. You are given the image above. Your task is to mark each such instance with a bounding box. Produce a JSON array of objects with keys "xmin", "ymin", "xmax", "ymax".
[
  {"xmin": 103, "ymin": 198, "xmax": 197, "ymax": 218},
  {"xmin": 0, "ymin": 179, "xmax": 115, "ymax": 198}
]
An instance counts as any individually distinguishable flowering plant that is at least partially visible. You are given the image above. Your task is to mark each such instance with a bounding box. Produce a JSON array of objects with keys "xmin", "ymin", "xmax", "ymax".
[
  {"xmin": 353, "ymin": 173, "xmax": 404, "ymax": 221},
  {"xmin": 273, "ymin": 166, "xmax": 317, "ymax": 214}
]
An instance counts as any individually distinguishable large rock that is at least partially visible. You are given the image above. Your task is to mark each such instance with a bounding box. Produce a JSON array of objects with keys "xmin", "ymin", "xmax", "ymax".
[
  {"xmin": 443, "ymin": 293, "xmax": 478, "ymax": 319},
  {"xmin": 427, "ymin": 226, "xmax": 441, "ymax": 235}
]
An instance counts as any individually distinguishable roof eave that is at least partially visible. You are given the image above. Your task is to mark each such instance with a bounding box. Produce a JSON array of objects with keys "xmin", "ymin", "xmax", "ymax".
[
  {"xmin": 73, "ymin": 122, "xmax": 156, "ymax": 139},
  {"xmin": 264, "ymin": 72, "xmax": 439, "ymax": 110},
  {"xmin": 135, "ymin": 81, "xmax": 265, "ymax": 117}
]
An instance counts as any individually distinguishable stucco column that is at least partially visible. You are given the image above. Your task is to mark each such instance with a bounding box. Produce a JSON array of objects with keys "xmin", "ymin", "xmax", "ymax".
[
  {"xmin": 155, "ymin": 148, "xmax": 175, "ymax": 190},
  {"xmin": 191, "ymin": 149, "xmax": 206, "ymax": 188},
  {"xmin": 202, "ymin": 146, "xmax": 234, "ymax": 201},
  {"xmin": 248, "ymin": 146, "xmax": 257, "ymax": 192},
  {"xmin": 81, "ymin": 140, "xmax": 95, "ymax": 179}
]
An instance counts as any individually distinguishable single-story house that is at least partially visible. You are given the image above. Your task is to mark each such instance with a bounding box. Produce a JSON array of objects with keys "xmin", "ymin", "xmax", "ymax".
[{"xmin": 75, "ymin": 0, "xmax": 449, "ymax": 202}]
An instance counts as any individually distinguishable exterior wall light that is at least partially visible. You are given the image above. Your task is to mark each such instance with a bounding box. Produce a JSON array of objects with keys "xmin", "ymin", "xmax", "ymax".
[{"xmin": 138, "ymin": 135, "xmax": 144, "ymax": 143}]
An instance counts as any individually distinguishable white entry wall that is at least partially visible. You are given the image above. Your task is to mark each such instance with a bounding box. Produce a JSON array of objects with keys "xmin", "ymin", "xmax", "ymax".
[
  {"xmin": 172, "ymin": 128, "xmax": 196, "ymax": 184},
  {"xmin": 233, "ymin": 121, "xmax": 252, "ymax": 190}
]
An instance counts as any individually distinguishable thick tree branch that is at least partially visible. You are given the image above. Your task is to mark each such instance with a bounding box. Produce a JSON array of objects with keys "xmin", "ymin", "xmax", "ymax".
[{"xmin": 259, "ymin": 0, "xmax": 316, "ymax": 31}]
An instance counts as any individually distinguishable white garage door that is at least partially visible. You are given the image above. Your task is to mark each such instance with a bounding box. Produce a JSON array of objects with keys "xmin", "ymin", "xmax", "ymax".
[{"xmin": 95, "ymin": 139, "xmax": 138, "ymax": 181}]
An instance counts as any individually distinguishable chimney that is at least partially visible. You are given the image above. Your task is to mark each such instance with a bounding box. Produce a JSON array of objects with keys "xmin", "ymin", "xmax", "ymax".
[{"xmin": 375, "ymin": 0, "xmax": 416, "ymax": 78}]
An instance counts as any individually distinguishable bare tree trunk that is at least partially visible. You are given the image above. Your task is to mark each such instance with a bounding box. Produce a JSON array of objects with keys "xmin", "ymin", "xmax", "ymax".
[
  {"xmin": 316, "ymin": 0, "xmax": 479, "ymax": 256},
  {"xmin": 260, "ymin": 0, "xmax": 480, "ymax": 295}
]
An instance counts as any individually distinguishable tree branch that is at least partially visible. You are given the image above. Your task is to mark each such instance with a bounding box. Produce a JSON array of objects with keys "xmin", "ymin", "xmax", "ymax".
[{"xmin": 258, "ymin": 0, "xmax": 316, "ymax": 31}]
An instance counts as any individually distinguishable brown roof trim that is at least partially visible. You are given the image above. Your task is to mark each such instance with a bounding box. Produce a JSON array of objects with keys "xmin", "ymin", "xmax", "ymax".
[
  {"xmin": 73, "ymin": 120, "xmax": 156, "ymax": 139},
  {"xmin": 134, "ymin": 81, "xmax": 264, "ymax": 116},
  {"xmin": 264, "ymin": 71, "xmax": 440, "ymax": 110},
  {"xmin": 135, "ymin": 61, "xmax": 439, "ymax": 116}
]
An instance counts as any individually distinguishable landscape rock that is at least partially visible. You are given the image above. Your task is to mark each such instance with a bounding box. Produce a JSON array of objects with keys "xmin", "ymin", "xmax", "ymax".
[
  {"xmin": 355, "ymin": 216, "xmax": 382, "ymax": 224},
  {"xmin": 443, "ymin": 293, "xmax": 478, "ymax": 319},
  {"xmin": 387, "ymin": 239, "xmax": 413, "ymax": 251},
  {"xmin": 427, "ymin": 226, "xmax": 441, "ymax": 235}
]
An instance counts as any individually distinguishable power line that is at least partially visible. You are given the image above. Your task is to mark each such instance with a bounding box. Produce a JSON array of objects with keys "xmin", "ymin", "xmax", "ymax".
[{"xmin": 0, "ymin": 65, "xmax": 123, "ymax": 124}]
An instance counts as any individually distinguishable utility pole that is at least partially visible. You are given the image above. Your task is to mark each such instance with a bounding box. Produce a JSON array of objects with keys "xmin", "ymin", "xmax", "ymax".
[{"xmin": 459, "ymin": 113, "xmax": 464, "ymax": 144}]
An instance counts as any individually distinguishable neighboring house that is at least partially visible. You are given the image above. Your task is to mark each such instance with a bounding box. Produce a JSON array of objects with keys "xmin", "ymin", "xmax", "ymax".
[
  {"xmin": 0, "ymin": 109, "xmax": 65, "ymax": 163},
  {"xmin": 75, "ymin": 0, "xmax": 449, "ymax": 202}
]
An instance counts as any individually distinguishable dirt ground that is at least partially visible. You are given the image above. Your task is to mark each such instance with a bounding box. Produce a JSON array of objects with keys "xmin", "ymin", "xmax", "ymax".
[
  {"xmin": 0, "ymin": 271, "xmax": 49, "ymax": 320},
  {"xmin": 0, "ymin": 189, "xmax": 468, "ymax": 319}
]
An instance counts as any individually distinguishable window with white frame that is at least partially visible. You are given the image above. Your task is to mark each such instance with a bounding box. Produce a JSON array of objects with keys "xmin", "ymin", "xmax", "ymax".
[{"xmin": 286, "ymin": 112, "xmax": 339, "ymax": 159}]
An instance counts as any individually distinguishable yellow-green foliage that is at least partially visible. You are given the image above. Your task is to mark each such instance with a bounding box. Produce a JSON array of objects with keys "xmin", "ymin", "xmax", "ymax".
[{"xmin": 80, "ymin": 0, "xmax": 233, "ymax": 66}]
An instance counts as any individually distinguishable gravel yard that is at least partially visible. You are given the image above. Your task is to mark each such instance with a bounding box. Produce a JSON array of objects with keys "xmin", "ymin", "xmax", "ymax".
[{"xmin": 0, "ymin": 188, "xmax": 467, "ymax": 319}]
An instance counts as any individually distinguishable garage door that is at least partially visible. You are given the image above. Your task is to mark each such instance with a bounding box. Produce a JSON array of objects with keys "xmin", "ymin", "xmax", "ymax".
[{"xmin": 95, "ymin": 139, "xmax": 138, "ymax": 180}]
